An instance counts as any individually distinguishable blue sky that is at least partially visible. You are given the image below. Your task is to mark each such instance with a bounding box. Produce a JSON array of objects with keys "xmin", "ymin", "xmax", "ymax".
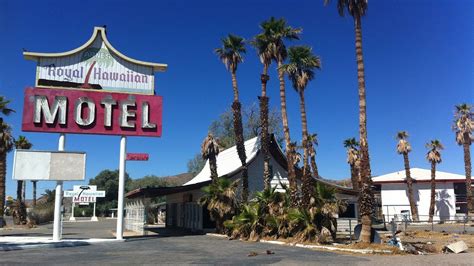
[{"xmin": 0, "ymin": 0, "xmax": 472, "ymax": 198}]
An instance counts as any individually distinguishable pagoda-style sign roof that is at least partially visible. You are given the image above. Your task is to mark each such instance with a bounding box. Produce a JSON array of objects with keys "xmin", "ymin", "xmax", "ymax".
[{"xmin": 23, "ymin": 27, "xmax": 167, "ymax": 95}]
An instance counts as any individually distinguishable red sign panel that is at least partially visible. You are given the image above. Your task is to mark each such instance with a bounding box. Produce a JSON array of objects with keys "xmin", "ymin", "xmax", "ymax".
[
  {"xmin": 22, "ymin": 87, "xmax": 162, "ymax": 137},
  {"xmin": 126, "ymin": 153, "xmax": 149, "ymax": 161}
]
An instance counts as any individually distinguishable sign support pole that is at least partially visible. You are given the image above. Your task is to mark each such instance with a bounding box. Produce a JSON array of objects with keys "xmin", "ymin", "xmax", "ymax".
[
  {"xmin": 116, "ymin": 136, "xmax": 127, "ymax": 240},
  {"xmin": 53, "ymin": 133, "xmax": 65, "ymax": 241},
  {"xmin": 91, "ymin": 202, "xmax": 98, "ymax": 221},
  {"xmin": 70, "ymin": 202, "xmax": 76, "ymax": 221}
]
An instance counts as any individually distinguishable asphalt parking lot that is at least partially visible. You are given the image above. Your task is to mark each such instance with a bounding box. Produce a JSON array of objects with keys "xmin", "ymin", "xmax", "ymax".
[{"xmin": 1, "ymin": 219, "xmax": 473, "ymax": 265}]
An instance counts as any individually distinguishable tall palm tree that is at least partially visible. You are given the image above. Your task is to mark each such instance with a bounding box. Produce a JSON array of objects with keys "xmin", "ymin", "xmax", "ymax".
[
  {"xmin": 261, "ymin": 17, "xmax": 301, "ymax": 206},
  {"xmin": 13, "ymin": 136, "xmax": 32, "ymax": 224},
  {"xmin": 396, "ymin": 131, "xmax": 419, "ymax": 222},
  {"xmin": 307, "ymin": 133, "xmax": 319, "ymax": 179},
  {"xmin": 325, "ymin": 0, "xmax": 374, "ymax": 243},
  {"xmin": 201, "ymin": 133, "xmax": 221, "ymax": 184},
  {"xmin": 32, "ymin": 181, "xmax": 37, "ymax": 207},
  {"xmin": 281, "ymin": 46, "xmax": 321, "ymax": 207},
  {"xmin": 0, "ymin": 122, "xmax": 14, "ymax": 227},
  {"xmin": 215, "ymin": 34, "xmax": 249, "ymax": 202},
  {"xmin": 343, "ymin": 138, "xmax": 360, "ymax": 191},
  {"xmin": 252, "ymin": 32, "xmax": 274, "ymax": 190},
  {"xmin": 0, "ymin": 96, "xmax": 14, "ymax": 227},
  {"xmin": 426, "ymin": 140, "xmax": 443, "ymax": 223},
  {"xmin": 453, "ymin": 104, "xmax": 473, "ymax": 214}
]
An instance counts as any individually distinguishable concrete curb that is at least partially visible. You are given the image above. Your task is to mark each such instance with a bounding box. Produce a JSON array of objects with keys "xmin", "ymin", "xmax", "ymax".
[
  {"xmin": 0, "ymin": 238, "xmax": 124, "ymax": 251},
  {"xmin": 206, "ymin": 233, "xmax": 393, "ymax": 255}
]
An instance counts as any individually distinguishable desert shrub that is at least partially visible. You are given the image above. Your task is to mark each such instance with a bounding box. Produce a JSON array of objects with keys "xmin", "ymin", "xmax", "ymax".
[{"xmin": 28, "ymin": 203, "xmax": 54, "ymax": 225}]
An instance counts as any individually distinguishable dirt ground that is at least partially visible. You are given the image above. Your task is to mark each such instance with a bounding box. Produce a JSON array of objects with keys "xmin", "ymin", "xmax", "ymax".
[{"xmin": 399, "ymin": 230, "xmax": 474, "ymax": 254}]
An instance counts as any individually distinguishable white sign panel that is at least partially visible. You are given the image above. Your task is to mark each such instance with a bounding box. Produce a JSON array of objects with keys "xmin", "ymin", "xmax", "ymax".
[{"xmin": 12, "ymin": 150, "xmax": 86, "ymax": 181}]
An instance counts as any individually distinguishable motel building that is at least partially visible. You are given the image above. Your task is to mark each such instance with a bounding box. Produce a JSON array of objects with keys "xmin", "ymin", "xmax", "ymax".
[
  {"xmin": 125, "ymin": 136, "xmax": 358, "ymax": 233},
  {"xmin": 372, "ymin": 168, "xmax": 470, "ymax": 222}
]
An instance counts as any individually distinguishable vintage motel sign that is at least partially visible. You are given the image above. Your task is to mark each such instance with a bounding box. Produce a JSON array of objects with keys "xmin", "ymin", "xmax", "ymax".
[
  {"xmin": 64, "ymin": 185, "xmax": 105, "ymax": 222},
  {"xmin": 22, "ymin": 26, "xmax": 167, "ymax": 240},
  {"xmin": 64, "ymin": 185, "xmax": 105, "ymax": 202},
  {"xmin": 24, "ymin": 27, "xmax": 167, "ymax": 95}
]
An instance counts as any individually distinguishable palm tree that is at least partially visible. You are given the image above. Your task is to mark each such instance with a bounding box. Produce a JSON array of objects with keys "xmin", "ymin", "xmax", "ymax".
[
  {"xmin": 0, "ymin": 96, "xmax": 15, "ymax": 124},
  {"xmin": 32, "ymin": 181, "xmax": 37, "ymax": 207},
  {"xmin": 252, "ymin": 32, "xmax": 274, "ymax": 190},
  {"xmin": 453, "ymin": 104, "xmax": 473, "ymax": 214},
  {"xmin": 281, "ymin": 46, "xmax": 321, "ymax": 207},
  {"xmin": 343, "ymin": 138, "xmax": 360, "ymax": 191},
  {"xmin": 396, "ymin": 131, "xmax": 419, "ymax": 222},
  {"xmin": 215, "ymin": 34, "xmax": 249, "ymax": 202},
  {"xmin": 260, "ymin": 17, "xmax": 301, "ymax": 206},
  {"xmin": 426, "ymin": 140, "xmax": 443, "ymax": 223},
  {"xmin": 201, "ymin": 133, "xmax": 221, "ymax": 184},
  {"xmin": 200, "ymin": 177, "xmax": 239, "ymax": 234},
  {"xmin": 13, "ymin": 136, "xmax": 32, "ymax": 225},
  {"xmin": 0, "ymin": 122, "xmax": 14, "ymax": 227},
  {"xmin": 325, "ymin": 0, "xmax": 374, "ymax": 243},
  {"xmin": 0, "ymin": 96, "xmax": 14, "ymax": 227},
  {"xmin": 307, "ymin": 133, "xmax": 320, "ymax": 179}
]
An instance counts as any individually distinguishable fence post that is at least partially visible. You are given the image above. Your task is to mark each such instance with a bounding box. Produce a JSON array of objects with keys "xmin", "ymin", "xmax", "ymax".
[
  {"xmin": 349, "ymin": 219, "xmax": 352, "ymax": 243},
  {"xmin": 464, "ymin": 214, "xmax": 467, "ymax": 234}
]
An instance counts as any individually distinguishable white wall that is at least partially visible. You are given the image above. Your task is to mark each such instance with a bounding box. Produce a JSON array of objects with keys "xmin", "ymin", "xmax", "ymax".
[{"xmin": 381, "ymin": 182, "xmax": 457, "ymax": 222}]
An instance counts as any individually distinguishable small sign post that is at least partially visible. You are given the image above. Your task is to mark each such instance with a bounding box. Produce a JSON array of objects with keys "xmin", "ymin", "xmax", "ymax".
[{"xmin": 64, "ymin": 185, "xmax": 105, "ymax": 222}]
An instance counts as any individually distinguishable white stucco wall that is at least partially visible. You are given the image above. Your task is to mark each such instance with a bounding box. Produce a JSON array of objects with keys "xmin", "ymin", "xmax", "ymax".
[
  {"xmin": 381, "ymin": 182, "xmax": 457, "ymax": 222},
  {"xmin": 219, "ymin": 151, "xmax": 288, "ymax": 199}
]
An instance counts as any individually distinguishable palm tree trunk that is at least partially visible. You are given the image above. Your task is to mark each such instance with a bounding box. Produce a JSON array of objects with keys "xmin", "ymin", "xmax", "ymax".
[
  {"xmin": 209, "ymin": 153, "xmax": 218, "ymax": 184},
  {"xmin": 354, "ymin": 16, "xmax": 374, "ymax": 243},
  {"xmin": 298, "ymin": 90, "xmax": 312, "ymax": 207},
  {"xmin": 231, "ymin": 71, "xmax": 248, "ymax": 202},
  {"xmin": 403, "ymin": 153, "xmax": 419, "ymax": 221},
  {"xmin": 277, "ymin": 59, "xmax": 298, "ymax": 206},
  {"xmin": 22, "ymin": 181, "xmax": 26, "ymax": 202},
  {"xmin": 260, "ymin": 64, "xmax": 271, "ymax": 190},
  {"xmin": 428, "ymin": 162, "xmax": 437, "ymax": 223},
  {"xmin": 310, "ymin": 147, "xmax": 319, "ymax": 179},
  {"xmin": 350, "ymin": 164, "xmax": 359, "ymax": 191},
  {"xmin": 32, "ymin": 181, "xmax": 37, "ymax": 207},
  {"xmin": 17, "ymin": 181, "xmax": 23, "ymax": 202},
  {"xmin": 0, "ymin": 152, "xmax": 6, "ymax": 227},
  {"xmin": 463, "ymin": 142, "xmax": 472, "ymax": 214}
]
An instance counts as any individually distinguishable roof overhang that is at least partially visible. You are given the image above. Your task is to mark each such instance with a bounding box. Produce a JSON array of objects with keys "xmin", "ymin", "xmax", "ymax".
[
  {"xmin": 126, "ymin": 180, "xmax": 211, "ymax": 199},
  {"xmin": 374, "ymin": 179, "xmax": 467, "ymax": 184}
]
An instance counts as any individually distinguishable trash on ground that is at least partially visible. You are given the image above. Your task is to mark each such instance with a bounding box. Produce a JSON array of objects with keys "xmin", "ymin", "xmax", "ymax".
[
  {"xmin": 248, "ymin": 251, "xmax": 258, "ymax": 257},
  {"xmin": 445, "ymin": 241, "xmax": 468, "ymax": 254}
]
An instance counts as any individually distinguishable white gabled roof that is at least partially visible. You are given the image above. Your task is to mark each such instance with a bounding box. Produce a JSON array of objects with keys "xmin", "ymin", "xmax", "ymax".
[
  {"xmin": 184, "ymin": 136, "xmax": 260, "ymax": 186},
  {"xmin": 372, "ymin": 168, "xmax": 465, "ymax": 183}
]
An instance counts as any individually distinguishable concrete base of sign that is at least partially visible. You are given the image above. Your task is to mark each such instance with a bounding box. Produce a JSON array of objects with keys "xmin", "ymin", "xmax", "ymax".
[
  {"xmin": 69, "ymin": 217, "xmax": 76, "ymax": 221},
  {"xmin": 91, "ymin": 216, "xmax": 99, "ymax": 222},
  {"xmin": 0, "ymin": 236, "xmax": 123, "ymax": 251}
]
